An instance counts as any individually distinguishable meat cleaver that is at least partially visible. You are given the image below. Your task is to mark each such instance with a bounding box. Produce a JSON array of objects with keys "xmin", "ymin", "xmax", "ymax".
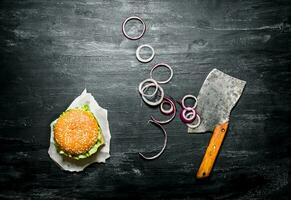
[{"xmin": 188, "ymin": 68, "xmax": 246, "ymax": 179}]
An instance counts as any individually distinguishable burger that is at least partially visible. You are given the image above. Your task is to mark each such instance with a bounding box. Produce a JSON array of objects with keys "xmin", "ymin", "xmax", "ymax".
[{"xmin": 53, "ymin": 105, "xmax": 104, "ymax": 160}]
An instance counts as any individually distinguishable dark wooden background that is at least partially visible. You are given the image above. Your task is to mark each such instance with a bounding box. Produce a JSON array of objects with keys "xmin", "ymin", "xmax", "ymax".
[{"xmin": 0, "ymin": 0, "xmax": 290, "ymax": 199}]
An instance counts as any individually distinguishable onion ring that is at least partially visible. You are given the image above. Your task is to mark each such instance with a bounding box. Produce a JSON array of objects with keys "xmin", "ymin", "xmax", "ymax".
[
  {"xmin": 122, "ymin": 16, "xmax": 146, "ymax": 40},
  {"xmin": 139, "ymin": 120, "xmax": 167, "ymax": 160},
  {"xmin": 141, "ymin": 83, "xmax": 164, "ymax": 106},
  {"xmin": 150, "ymin": 63, "xmax": 173, "ymax": 84},
  {"xmin": 181, "ymin": 94, "xmax": 197, "ymax": 110},
  {"xmin": 136, "ymin": 44, "xmax": 155, "ymax": 63},
  {"xmin": 138, "ymin": 78, "xmax": 158, "ymax": 98},
  {"xmin": 186, "ymin": 113, "xmax": 201, "ymax": 129},
  {"xmin": 180, "ymin": 108, "xmax": 196, "ymax": 124},
  {"xmin": 151, "ymin": 97, "xmax": 176, "ymax": 124}
]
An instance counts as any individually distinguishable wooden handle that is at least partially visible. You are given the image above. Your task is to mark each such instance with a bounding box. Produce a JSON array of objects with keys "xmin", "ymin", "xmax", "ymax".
[{"xmin": 196, "ymin": 121, "xmax": 229, "ymax": 179}]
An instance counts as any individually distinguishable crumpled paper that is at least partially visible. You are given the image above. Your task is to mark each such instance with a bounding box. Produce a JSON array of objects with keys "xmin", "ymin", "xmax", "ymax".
[{"xmin": 48, "ymin": 89, "xmax": 111, "ymax": 172}]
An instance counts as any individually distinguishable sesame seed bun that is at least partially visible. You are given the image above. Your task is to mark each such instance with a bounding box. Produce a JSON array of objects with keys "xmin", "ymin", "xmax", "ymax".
[{"xmin": 54, "ymin": 108, "xmax": 101, "ymax": 155}]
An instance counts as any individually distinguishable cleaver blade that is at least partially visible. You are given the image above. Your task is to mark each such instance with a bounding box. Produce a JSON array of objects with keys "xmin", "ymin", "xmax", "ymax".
[
  {"xmin": 188, "ymin": 68, "xmax": 246, "ymax": 179},
  {"xmin": 188, "ymin": 68, "xmax": 246, "ymax": 133}
]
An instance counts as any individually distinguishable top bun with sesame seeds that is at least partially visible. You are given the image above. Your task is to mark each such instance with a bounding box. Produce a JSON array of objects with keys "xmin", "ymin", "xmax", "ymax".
[{"xmin": 53, "ymin": 105, "xmax": 104, "ymax": 160}]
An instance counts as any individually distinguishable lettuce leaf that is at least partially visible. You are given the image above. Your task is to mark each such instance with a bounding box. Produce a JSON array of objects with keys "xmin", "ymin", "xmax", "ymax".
[{"xmin": 80, "ymin": 104, "xmax": 90, "ymax": 111}]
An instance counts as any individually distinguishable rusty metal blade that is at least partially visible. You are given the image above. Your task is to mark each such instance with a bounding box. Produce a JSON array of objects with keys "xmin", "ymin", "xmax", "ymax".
[{"xmin": 188, "ymin": 68, "xmax": 246, "ymax": 133}]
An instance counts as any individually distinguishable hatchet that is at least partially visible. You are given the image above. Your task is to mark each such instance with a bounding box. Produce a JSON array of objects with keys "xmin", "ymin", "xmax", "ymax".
[{"xmin": 188, "ymin": 68, "xmax": 246, "ymax": 179}]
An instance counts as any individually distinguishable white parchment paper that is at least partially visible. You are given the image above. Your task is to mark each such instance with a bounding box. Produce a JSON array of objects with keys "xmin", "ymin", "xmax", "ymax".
[{"xmin": 48, "ymin": 89, "xmax": 111, "ymax": 172}]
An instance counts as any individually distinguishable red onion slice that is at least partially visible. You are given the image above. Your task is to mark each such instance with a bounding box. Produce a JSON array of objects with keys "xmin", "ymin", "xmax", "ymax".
[
  {"xmin": 160, "ymin": 98, "xmax": 174, "ymax": 115},
  {"xmin": 180, "ymin": 108, "xmax": 196, "ymax": 124},
  {"xmin": 186, "ymin": 113, "xmax": 201, "ymax": 129},
  {"xmin": 151, "ymin": 97, "xmax": 176, "ymax": 124},
  {"xmin": 150, "ymin": 63, "xmax": 173, "ymax": 84},
  {"xmin": 138, "ymin": 78, "xmax": 159, "ymax": 98},
  {"xmin": 141, "ymin": 83, "xmax": 164, "ymax": 106},
  {"xmin": 122, "ymin": 16, "xmax": 146, "ymax": 40},
  {"xmin": 181, "ymin": 94, "xmax": 197, "ymax": 109},
  {"xmin": 136, "ymin": 44, "xmax": 155, "ymax": 63},
  {"xmin": 139, "ymin": 120, "xmax": 167, "ymax": 160}
]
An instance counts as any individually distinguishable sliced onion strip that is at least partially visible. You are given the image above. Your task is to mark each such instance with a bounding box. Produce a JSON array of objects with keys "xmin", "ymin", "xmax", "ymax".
[{"xmin": 139, "ymin": 120, "xmax": 167, "ymax": 160}]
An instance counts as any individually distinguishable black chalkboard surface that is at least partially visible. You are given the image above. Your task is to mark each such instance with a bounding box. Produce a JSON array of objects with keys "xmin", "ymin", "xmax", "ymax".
[{"xmin": 0, "ymin": 0, "xmax": 290, "ymax": 199}]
